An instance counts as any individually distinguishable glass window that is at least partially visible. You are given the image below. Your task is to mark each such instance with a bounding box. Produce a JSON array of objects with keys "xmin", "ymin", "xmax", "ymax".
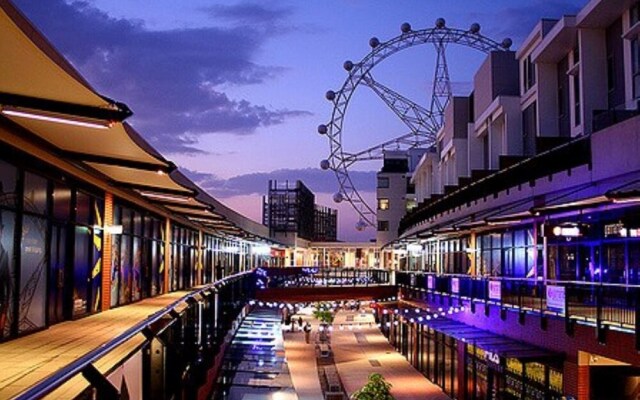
[
  {"xmin": 378, "ymin": 198, "xmax": 390, "ymax": 210},
  {"xmin": 377, "ymin": 220, "xmax": 389, "ymax": 231},
  {"xmin": 633, "ymin": 39, "xmax": 640, "ymax": 99},
  {"xmin": 522, "ymin": 102, "xmax": 537, "ymax": 156},
  {"xmin": 377, "ymin": 177, "xmax": 390, "ymax": 188},
  {"xmin": 0, "ymin": 210, "xmax": 16, "ymax": 339},
  {"xmin": 52, "ymin": 183, "xmax": 71, "ymax": 221},
  {"xmin": 523, "ymin": 54, "xmax": 536, "ymax": 92},
  {"xmin": 632, "ymin": 1, "xmax": 640, "ymax": 26},
  {"xmin": 573, "ymin": 73, "xmax": 581, "ymax": 126},
  {"xmin": 23, "ymin": 172, "xmax": 48, "ymax": 215},
  {"xmin": 75, "ymin": 191, "xmax": 91, "ymax": 225},
  {"xmin": 0, "ymin": 160, "xmax": 17, "ymax": 209}
]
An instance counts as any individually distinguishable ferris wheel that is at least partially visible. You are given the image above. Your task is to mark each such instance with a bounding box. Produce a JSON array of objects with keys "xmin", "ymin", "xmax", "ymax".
[{"xmin": 318, "ymin": 18, "xmax": 512, "ymax": 230}]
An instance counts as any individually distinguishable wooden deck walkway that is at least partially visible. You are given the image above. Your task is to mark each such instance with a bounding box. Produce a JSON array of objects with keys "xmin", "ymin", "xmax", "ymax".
[{"xmin": 0, "ymin": 291, "xmax": 187, "ymax": 399}]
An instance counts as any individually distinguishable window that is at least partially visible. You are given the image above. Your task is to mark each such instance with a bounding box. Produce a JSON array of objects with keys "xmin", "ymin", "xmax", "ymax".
[
  {"xmin": 573, "ymin": 73, "xmax": 581, "ymax": 126},
  {"xmin": 378, "ymin": 198, "xmax": 389, "ymax": 210},
  {"xmin": 377, "ymin": 177, "xmax": 390, "ymax": 188},
  {"xmin": 631, "ymin": 1, "xmax": 640, "ymax": 26},
  {"xmin": 522, "ymin": 102, "xmax": 537, "ymax": 156},
  {"xmin": 377, "ymin": 220, "xmax": 389, "ymax": 231},
  {"xmin": 633, "ymin": 38, "xmax": 640, "ymax": 99},
  {"xmin": 523, "ymin": 54, "xmax": 536, "ymax": 92},
  {"xmin": 406, "ymin": 199, "xmax": 417, "ymax": 212}
]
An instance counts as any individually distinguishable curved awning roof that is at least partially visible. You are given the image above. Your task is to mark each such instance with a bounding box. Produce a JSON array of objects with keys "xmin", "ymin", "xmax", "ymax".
[
  {"xmin": 0, "ymin": 0, "xmax": 129, "ymax": 117},
  {"xmin": 0, "ymin": 0, "xmax": 276, "ymax": 246}
]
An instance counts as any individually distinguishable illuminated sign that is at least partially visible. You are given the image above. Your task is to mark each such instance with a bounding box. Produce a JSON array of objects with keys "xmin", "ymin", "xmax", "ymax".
[
  {"xmin": 546, "ymin": 285, "xmax": 566, "ymax": 314},
  {"xmin": 410, "ymin": 274, "xmax": 416, "ymax": 286},
  {"xmin": 451, "ymin": 277, "xmax": 459, "ymax": 294},
  {"xmin": 427, "ymin": 275, "xmax": 434, "ymax": 289},
  {"xmin": 604, "ymin": 223, "xmax": 625, "ymax": 238},
  {"xmin": 552, "ymin": 225, "xmax": 581, "ymax": 237},
  {"xmin": 484, "ymin": 350, "xmax": 501, "ymax": 365},
  {"xmin": 488, "ymin": 281, "xmax": 501, "ymax": 301}
]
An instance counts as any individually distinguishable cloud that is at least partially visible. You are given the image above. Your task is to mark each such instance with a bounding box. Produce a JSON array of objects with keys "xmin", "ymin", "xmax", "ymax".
[
  {"xmin": 184, "ymin": 167, "xmax": 377, "ymax": 198},
  {"xmin": 13, "ymin": 0, "xmax": 310, "ymax": 155},
  {"xmin": 201, "ymin": 2, "xmax": 294, "ymax": 34}
]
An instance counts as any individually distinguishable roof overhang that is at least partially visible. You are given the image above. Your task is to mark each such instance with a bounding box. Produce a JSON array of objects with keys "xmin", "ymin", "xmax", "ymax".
[{"xmin": 532, "ymin": 16, "xmax": 577, "ymax": 64}]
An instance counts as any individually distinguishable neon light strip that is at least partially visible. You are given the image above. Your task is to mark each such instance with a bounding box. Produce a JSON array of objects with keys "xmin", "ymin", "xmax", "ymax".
[
  {"xmin": 2, "ymin": 109, "xmax": 110, "ymax": 130},
  {"xmin": 139, "ymin": 192, "xmax": 192, "ymax": 202}
]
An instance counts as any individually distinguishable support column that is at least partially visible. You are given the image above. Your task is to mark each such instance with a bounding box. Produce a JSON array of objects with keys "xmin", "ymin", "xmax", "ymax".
[
  {"xmin": 468, "ymin": 232, "xmax": 477, "ymax": 276},
  {"xmin": 164, "ymin": 218, "xmax": 172, "ymax": 293},
  {"xmin": 197, "ymin": 230, "xmax": 203, "ymax": 286},
  {"xmin": 100, "ymin": 192, "xmax": 114, "ymax": 312}
]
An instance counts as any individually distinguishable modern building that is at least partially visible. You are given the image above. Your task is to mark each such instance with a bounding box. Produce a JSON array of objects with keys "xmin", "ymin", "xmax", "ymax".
[
  {"xmin": 0, "ymin": 0, "xmax": 274, "ymax": 342},
  {"xmin": 377, "ymin": 149, "xmax": 424, "ymax": 249},
  {"xmin": 393, "ymin": 0, "xmax": 640, "ymax": 398},
  {"xmin": 263, "ymin": 179, "xmax": 338, "ymax": 244}
]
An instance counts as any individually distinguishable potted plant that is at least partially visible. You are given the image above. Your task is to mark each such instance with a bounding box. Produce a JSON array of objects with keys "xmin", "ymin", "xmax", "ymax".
[{"xmin": 350, "ymin": 373, "xmax": 395, "ymax": 400}]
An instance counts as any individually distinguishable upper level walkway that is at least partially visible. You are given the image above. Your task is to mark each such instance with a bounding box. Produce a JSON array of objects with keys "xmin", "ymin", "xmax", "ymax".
[{"xmin": 0, "ymin": 291, "xmax": 186, "ymax": 399}]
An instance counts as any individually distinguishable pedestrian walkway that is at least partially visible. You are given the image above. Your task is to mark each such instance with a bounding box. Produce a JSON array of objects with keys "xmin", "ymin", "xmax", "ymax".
[
  {"xmin": 213, "ymin": 307, "xmax": 296, "ymax": 399},
  {"xmin": 282, "ymin": 314, "xmax": 324, "ymax": 400},
  {"xmin": 0, "ymin": 291, "xmax": 187, "ymax": 399},
  {"xmin": 331, "ymin": 310, "xmax": 450, "ymax": 400}
]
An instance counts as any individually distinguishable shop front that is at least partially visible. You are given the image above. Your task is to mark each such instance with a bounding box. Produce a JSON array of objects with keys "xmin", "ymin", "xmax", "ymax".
[{"xmin": 377, "ymin": 304, "xmax": 564, "ymax": 400}]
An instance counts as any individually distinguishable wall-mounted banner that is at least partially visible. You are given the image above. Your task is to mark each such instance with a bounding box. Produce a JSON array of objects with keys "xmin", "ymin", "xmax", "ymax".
[
  {"xmin": 489, "ymin": 281, "xmax": 502, "ymax": 301},
  {"xmin": 546, "ymin": 285, "xmax": 566, "ymax": 314},
  {"xmin": 427, "ymin": 275, "xmax": 434, "ymax": 290},
  {"xmin": 451, "ymin": 277, "xmax": 460, "ymax": 294}
]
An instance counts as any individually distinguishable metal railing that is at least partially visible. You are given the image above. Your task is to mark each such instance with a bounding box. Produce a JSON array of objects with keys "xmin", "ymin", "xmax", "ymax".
[
  {"xmin": 397, "ymin": 271, "xmax": 640, "ymax": 345},
  {"xmin": 256, "ymin": 267, "xmax": 391, "ymax": 288},
  {"xmin": 15, "ymin": 271, "xmax": 255, "ymax": 400}
]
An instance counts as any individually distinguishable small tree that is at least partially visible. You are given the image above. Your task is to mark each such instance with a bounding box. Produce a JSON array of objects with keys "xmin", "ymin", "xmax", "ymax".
[
  {"xmin": 312, "ymin": 302, "xmax": 334, "ymax": 324},
  {"xmin": 350, "ymin": 373, "xmax": 395, "ymax": 400}
]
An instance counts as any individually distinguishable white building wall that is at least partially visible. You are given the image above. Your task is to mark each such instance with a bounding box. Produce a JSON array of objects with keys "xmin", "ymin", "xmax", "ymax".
[{"xmin": 578, "ymin": 28, "xmax": 608, "ymax": 136}]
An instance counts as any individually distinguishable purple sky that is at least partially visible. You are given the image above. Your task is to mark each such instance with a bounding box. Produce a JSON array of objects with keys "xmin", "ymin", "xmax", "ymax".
[{"xmin": 13, "ymin": 0, "xmax": 584, "ymax": 241}]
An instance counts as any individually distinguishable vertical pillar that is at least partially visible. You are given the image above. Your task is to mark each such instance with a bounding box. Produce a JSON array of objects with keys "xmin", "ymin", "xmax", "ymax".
[
  {"xmin": 468, "ymin": 232, "xmax": 477, "ymax": 276},
  {"xmin": 197, "ymin": 230, "xmax": 203, "ymax": 286},
  {"xmin": 100, "ymin": 192, "xmax": 114, "ymax": 312},
  {"xmin": 577, "ymin": 364, "xmax": 590, "ymax": 400},
  {"xmin": 164, "ymin": 218, "xmax": 172, "ymax": 293}
]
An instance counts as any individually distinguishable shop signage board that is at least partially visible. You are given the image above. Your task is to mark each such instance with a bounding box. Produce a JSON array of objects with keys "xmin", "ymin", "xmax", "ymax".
[
  {"xmin": 488, "ymin": 281, "xmax": 502, "ymax": 301},
  {"xmin": 427, "ymin": 275, "xmax": 434, "ymax": 290},
  {"xmin": 451, "ymin": 277, "xmax": 460, "ymax": 294},
  {"xmin": 410, "ymin": 274, "xmax": 416, "ymax": 286},
  {"xmin": 546, "ymin": 285, "xmax": 566, "ymax": 314}
]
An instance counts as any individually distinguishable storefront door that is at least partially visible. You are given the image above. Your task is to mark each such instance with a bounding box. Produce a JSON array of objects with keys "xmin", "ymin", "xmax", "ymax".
[{"xmin": 47, "ymin": 223, "xmax": 67, "ymax": 324}]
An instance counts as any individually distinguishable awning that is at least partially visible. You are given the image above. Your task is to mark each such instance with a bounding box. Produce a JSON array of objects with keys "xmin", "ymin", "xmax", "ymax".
[
  {"xmin": 531, "ymin": 183, "xmax": 610, "ymax": 215},
  {"xmin": 606, "ymin": 179, "xmax": 640, "ymax": 203},
  {"xmin": 0, "ymin": 0, "xmax": 130, "ymax": 121},
  {"xmin": 383, "ymin": 303, "xmax": 563, "ymax": 364},
  {"xmin": 85, "ymin": 163, "xmax": 194, "ymax": 196}
]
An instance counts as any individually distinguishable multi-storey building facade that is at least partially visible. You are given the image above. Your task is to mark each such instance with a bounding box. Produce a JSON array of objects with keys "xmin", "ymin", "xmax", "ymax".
[
  {"xmin": 0, "ymin": 0, "xmax": 274, "ymax": 342},
  {"xmin": 392, "ymin": 0, "xmax": 640, "ymax": 398},
  {"xmin": 263, "ymin": 180, "xmax": 338, "ymax": 244}
]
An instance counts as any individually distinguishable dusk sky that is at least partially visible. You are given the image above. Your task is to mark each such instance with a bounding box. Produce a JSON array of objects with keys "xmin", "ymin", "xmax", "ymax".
[{"xmin": 13, "ymin": 0, "xmax": 584, "ymax": 241}]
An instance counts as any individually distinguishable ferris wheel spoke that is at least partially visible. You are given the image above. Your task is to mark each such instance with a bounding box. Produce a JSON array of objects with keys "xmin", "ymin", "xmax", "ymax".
[
  {"xmin": 429, "ymin": 41, "xmax": 452, "ymax": 127},
  {"xmin": 361, "ymin": 73, "xmax": 440, "ymax": 136}
]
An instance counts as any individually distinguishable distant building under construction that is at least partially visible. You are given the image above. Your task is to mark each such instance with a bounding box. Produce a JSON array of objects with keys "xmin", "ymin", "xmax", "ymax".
[{"xmin": 262, "ymin": 180, "xmax": 337, "ymax": 242}]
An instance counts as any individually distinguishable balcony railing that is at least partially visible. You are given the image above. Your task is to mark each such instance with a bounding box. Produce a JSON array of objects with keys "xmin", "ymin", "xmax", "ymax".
[
  {"xmin": 256, "ymin": 267, "xmax": 391, "ymax": 288},
  {"xmin": 397, "ymin": 271, "xmax": 640, "ymax": 348},
  {"xmin": 14, "ymin": 271, "xmax": 255, "ymax": 400}
]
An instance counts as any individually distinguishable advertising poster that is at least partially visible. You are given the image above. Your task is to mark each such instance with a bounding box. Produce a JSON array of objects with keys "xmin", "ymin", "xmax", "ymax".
[
  {"xmin": 489, "ymin": 281, "xmax": 502, "ymax": 301},
  {"xmin": 0, "ymin": 210, "xmax": 15, "ymax": 339},
  {"xmin": 19, "ymin": 215, "xmax": 47, "ymax": 333},
  {"xmin": 546, "ymin": 285, "xmax": 566, "ymax": 314}
]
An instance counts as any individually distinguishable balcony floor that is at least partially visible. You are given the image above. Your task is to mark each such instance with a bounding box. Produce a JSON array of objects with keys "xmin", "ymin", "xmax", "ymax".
[{"xmin": 0, "ymin": 291, "xmax": 187, "ymax": 399}]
